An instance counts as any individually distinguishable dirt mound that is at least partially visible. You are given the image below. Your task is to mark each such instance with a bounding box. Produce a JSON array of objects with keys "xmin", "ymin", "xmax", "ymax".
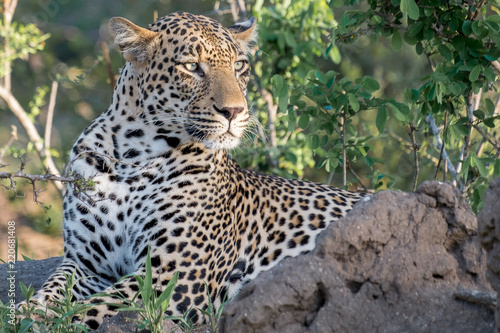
[{"xmin": 220, "ymin": 181, "xmax": 494, "ymax": 333}]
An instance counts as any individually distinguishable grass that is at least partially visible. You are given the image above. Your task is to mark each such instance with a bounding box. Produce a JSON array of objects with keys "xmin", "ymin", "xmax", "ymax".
[{"xmin": 0, "ymin": 248, "xmax": 230, "ymax": 333}]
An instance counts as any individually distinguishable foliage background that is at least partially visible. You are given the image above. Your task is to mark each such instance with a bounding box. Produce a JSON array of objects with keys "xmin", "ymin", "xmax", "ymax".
[{"xmin": 1, "ymin": 0, "xmax": 498, "ymax": 259}]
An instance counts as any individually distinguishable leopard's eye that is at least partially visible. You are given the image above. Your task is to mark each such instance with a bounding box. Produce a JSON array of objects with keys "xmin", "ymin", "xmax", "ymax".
[
  {"xmin": 183, "ymin": 62, "xmax": 199, "ymax": 72},
  {"xmin": 234, "ymin": 61, "xmax": 245, "ymax": 71}
]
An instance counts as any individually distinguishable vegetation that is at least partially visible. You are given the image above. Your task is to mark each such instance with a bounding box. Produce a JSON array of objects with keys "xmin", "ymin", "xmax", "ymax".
[{"xmin": 240, "ymin": 0, "xmax": 500, "ymax": 213}]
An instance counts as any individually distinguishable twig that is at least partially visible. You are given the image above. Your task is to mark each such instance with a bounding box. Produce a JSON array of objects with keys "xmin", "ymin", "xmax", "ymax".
[
  {"xmin": 443, "ymin": 159, "xmax": 447, "ymax": 182},
  {"xmin": 476, "ymin": 136, "xmax": 486, "ymax": 157},
  {"xmin": 102, "ymin": 41, "xmax": 116, "ymax": 89},
  {"xmin": 44, "ymin": 81, "xmax": 58, "ymax": 153},
  {"xmin": 494, "ymin": 92, "xmax": 500, "ymax": 116},
  {"xmin": 457, "ymin": 90, "xmax": 481, "ymax": 179},
  {"xmin": 472, "ymin": 123, "xmax": 500, "ymax": 152},
  {"xmin": 492, "ymin": 60, "xmax": 500, "ymax": 74},
  {"xmin": 425, "ymin": 114, "xmax": 457, "ymax": 179},
  {"xmin": 235, "ymin": 0, "xmax": 247, "ymax": 19},
  {"xmin": 260, "ymin": 89, "xmax": 278, "ymax": 148},
  {"xmin": 347, "ymin": 163, "xmax": 367, "ymax": 191},
  {"xmin": 406, "ymin": 123, "xmax": 420, "ymax": 192},
  {"xmin": 434, "ymin": 109, "xmax": 448, "ymax": 180},
  {"xmin": 389, "ymin": 132, "xmax": 439, "ymax": 164},
  {"xmin": 227, "ymin": 0, "xmax": 240, "ymax": 22},
  {"xmin": 3, "ymin": 0, "xmax": 18, "ymax": 92}
]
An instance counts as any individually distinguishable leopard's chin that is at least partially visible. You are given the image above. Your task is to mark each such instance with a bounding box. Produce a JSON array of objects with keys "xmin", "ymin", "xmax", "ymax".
[{"xmin": 202, "ymin": 133, "xmax": 241, "ymax": 150}]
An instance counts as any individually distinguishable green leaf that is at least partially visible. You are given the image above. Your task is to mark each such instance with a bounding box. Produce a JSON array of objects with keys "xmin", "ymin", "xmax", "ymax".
[
  {"xmin": 363, "ymin": 76, "xmax": 380, "ymax": 92},
  {"xmin": 271, "ymin": 75, "xmax": 289, "ymax": 113},
  {"xmin": 453, "ymin": 123, "xmax": 470, "ymax": 136},
  {"xmin": 392, "ymin": 30, "xmax": 402, "ymax": 51},
  {"xmin": 156, "ymin": 271, "xmax": 179, "ymax": 313},
  {"xmin": 494, "ymin": 159, "xmax": 500, "ymax": 176},
  {"xmin": 387, "ymin": 103, "xmax": 403, "ymax": 121},
  {"xmin": 461, "ymin": 156, "xmax": 471, "ymax": 184},
  {"xmin": 298, "ymin": 114, "xmax": 310, "ymax": 129},
  {"xmin": 284, "ymin": 31, "xmax": 297, "ymax": 49},
  {"xmin": 328, "ymin": 45, "xmax": 342, "ymax": 64},
  {"xmin": 484, "ymin": 117, "xmax": 496, "ymax": 128},
  {"xmin": 473, "ymin": 110, "xmax": 485, "ymax": 120},
  {"xmin": 401, "ymin": 0, "xmax": 419, "ymax": 20},
  {"xmin": 348, "ymin": 94, "xmax": 360, "ymax": 112},
  {"xmin": 473, "ymin": 156, "xmax": 488, "ymax": 177},
  {"xmin": 438, "ymin": 44, "xmax": 452, "ymax": 61},
  {"xmin": 376, "ymin": 107, "xmax": 388, "ymax": 134},
  {"xmin": 469, "ymin": 65, "xmax": 481, "ymax": 82},
  {"xmin": 462, "ymin": 20, "xmax": 473, "ymax": 35},
  {"xmin": 310, "ymin": 135, "xmax": 320, "ymax": 149},
  {"xmin": 285, "ymin": 151, "xmax": 298, "ymax": 163},
  {"xmin": 415, "ymin": 41, "xmax": 423, "ymax": 55},
  {"xmin": 431, "ymin": 72, "xmax": 449, "ymax": 82},
  {"xmin": 485, "ymin": 98, "xmax": 495, "ymax": 114},
  {"xmin": 407, "ymin": 21, "xmax": 424, "ymax": 37}
]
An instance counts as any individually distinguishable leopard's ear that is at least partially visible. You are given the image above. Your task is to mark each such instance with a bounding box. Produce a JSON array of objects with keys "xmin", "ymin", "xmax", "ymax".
[
  {"xmin": 227, "ymin": 17, "xmax": 258, "ymax": 54},
  {"xmin": 109, "ymin": 17, "xmax": 159, "ymax": 65}
]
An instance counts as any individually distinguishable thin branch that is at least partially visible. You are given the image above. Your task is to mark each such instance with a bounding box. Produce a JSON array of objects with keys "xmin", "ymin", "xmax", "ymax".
[
  {"xmin": 260, "ymin": 88, "xmax": 278, "ymax": 148},
  {"xmin": 227, "ymin": 0, "xmax": 240, "ymax": 22},
  {"xmin": 472, "ymin": 123, "xmax": 500, "ymax": 152},
  {"xmin": 425, "ymin": 114, "xmax": 458, "ymax": 179},
  {"xmin": 235, "ymin": 0, "xmax": 247, "ymax": 19},
  {"xmin": 101, "ymin": 41, "xmax": 116, "ymax": 89},
  {"xmin": 347, "ymin": 163, "xmax": 367, "ymax": 191},
  {"xmin": 3, "ymin": 0, "xmax": 18, "ymax": 92},
  {"xmin": 457, "ymin": 90, "xmax": 481, "ymax": 178},
  {"xmin": 44, "ymin": 81, "xmax": 58, "ymax": 153},
  {"xmin": 389, "ymin": 132, "xmax": 439, "ymax": 164},
  {"xmin": 406, "ymin": 123, "xmax": 420, "ymax": 192},
  {"xmin": 492, "ymin": 60, "xmax": 500, "ymax": 74},
  {"xmin": 434, "ymin": 109, "xmax": 448, "ymax": 180},
  {"xmin": 495, "ymin": 91, "xmax": 500, "ymax": 115},
  {"xmin": 476, "ymin": 137, "xmax": 486, "ymax": 157}
]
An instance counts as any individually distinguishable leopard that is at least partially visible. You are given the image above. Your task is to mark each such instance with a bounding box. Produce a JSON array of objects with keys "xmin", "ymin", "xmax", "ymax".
[{"xmin": 23, "ymin": 11, "xmax": 364, "ymax": 329}]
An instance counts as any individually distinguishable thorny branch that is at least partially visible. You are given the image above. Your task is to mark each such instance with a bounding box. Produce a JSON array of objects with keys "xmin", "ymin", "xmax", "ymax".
[{"xmin": 0, "ymin": 150, "xmax": 148, "ymax": 208}]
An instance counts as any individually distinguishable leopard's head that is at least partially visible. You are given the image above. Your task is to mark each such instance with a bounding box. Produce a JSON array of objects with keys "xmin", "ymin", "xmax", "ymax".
[{"xmin": 109, "ymin": 11, "xmax": 257, "ymax": 150}]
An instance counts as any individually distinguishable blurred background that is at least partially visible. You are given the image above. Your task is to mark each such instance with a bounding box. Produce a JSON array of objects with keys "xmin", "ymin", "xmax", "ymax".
[{"xmin": 0, "ymin": 0, "xmax": 435, "ymax": 260}]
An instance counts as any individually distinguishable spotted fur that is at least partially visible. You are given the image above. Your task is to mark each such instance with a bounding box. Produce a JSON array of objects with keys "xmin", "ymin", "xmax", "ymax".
[{"xmin": 24, "ymin": 12, "xmax": 364, "ymax": 329}]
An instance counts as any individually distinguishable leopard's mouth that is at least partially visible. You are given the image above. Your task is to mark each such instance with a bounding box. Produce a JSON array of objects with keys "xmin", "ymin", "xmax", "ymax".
[{"xmin": 185, "ymin": 116, "xmax": 248, "ymax": 149}]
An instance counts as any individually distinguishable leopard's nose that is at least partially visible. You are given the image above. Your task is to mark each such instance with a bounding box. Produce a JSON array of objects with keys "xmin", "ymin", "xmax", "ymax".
[{"xmin": 215, "ymin": 106, "xmax": 244, "ymax": 121}]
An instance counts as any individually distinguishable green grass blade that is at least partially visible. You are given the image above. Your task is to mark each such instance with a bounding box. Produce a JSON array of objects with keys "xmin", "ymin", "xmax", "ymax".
[{"xmin": 156, "ymin": 271, "xmax": 179, "ymax": 313}]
